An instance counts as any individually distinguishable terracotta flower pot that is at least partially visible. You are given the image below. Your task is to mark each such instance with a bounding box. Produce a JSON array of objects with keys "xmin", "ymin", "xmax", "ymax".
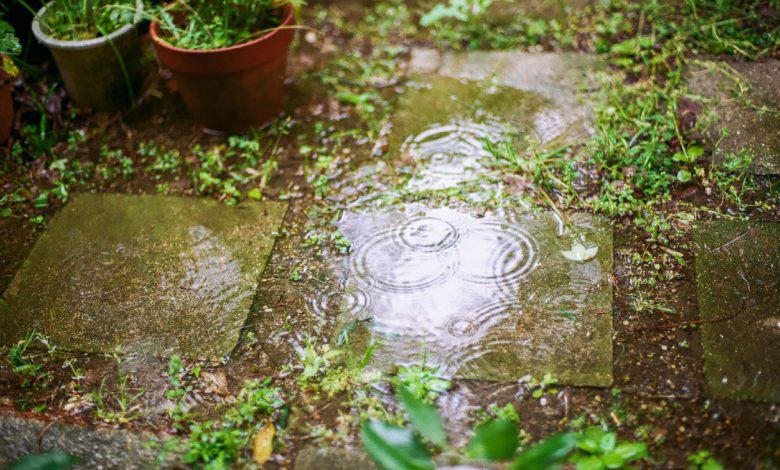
[
  {"xmin": 0, "ymin": 64, "xmax": 13, "ymax": 144},
  {"xmin": 32, "ymin": 0, "xmax": 144, "ymax": 111},
  {"xmin": 150, "ymin": 5, "xmax": 295, "ymax": 135}
]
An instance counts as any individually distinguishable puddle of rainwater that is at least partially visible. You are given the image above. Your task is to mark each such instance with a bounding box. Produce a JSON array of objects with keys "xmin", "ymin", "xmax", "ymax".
[
  {"xmin": 386, "ymin": 74, "xmax": 591, "ymax": 194},
  {"xmin": 400, "ymin": 118, "xmax": 507, "ymax": 191},
  {"xmin": 308, "ymin": 205, "xmax": 613, "ymax": 386}
]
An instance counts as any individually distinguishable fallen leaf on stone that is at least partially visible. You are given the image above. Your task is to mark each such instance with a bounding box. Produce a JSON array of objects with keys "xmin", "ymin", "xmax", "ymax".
[
  {"xmin": 253, "ymin": 423, "xmax": 275, "ymax": 466},
  {"xmin": 561, "ymin": 243, "xmax": 598, "ymax": 262},
  {"xmin": 201, "ymin": 371, "xmax": 229, "ymax": 396}
]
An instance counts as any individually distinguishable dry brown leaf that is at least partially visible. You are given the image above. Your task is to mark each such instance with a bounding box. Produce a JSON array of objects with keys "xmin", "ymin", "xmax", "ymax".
[
  {"xmin": 201, "ymin": 371, "xmax": 229, "ymax": 396},
  {"xmin": 253, "ymin": 423, "xmax": 275, "ymax": 466}
]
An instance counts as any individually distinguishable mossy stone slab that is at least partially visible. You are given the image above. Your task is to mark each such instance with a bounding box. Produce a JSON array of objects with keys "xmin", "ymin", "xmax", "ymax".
[
  {"xmin": 694, "ymin": 221, "xmax": 780, "ymax": 402},
  {"xmin": 328, "ymin": 206, "xmax": 613, "ymax": 387},
  {"xmin": 402, "ymin": 50, "xmax": 601, "ymax": 190},
  {"xmin": 0, "ymin": 415, "xmax": 175, "ymax": 469},
  {"xmin": 488, "ymin": 0, "xmax": 594, "ymax": 25},
  {"xmin": 0, "ymin": 193, "xmax": 287, "ymax": 359},
  {"xmin": 687, "ymin": 60, "xmax": 780, "ymax": 174}
]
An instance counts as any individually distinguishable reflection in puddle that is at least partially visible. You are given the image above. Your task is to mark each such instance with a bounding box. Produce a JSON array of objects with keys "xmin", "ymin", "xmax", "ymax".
[
  {"xmin": 309, "ymin": 204, "xmax": 612, "ymax": 384},
  {"xmin": 400, "ymin": 118, "xmax": 506, "ymax": 190},
  {"xmin": 323, "ymin": 208, "xmax": 549, "ymax": 376}
]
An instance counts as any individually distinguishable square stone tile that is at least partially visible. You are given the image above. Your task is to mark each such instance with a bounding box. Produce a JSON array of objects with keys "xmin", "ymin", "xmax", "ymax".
[
  {"xmin": 694, "ymin": 221, "xmax": 780, "ymax": 402},
  {"xmin": 488, "ymin": 0, "xmax": 593, "ymax": 24},
  {"xmin": 323, "ymin": 206, "xmax": 613, "ymax": 386},
  {"xmin": 1, "ymin": 193, "xmax": 287, "ymax": 359},
  {"xmin": 687, "ymin": 60, "xmax": 780, "ymax": 174},
  {"xmin": 398, "ymin": 50, "xmax": 601, "ymax": 191}
]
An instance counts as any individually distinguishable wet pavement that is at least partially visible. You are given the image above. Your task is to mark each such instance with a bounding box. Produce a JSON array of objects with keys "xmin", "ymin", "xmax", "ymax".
[
  {"xmin": 694, "ymin": 221, "xmax": 780, "ymax": 402},
  {"xmin": 1, "ymin": 193, "xmax": 287, "ymax": 359},
  {"xmin": 687, "ymin": 59, "xmax": 780, "ymax": 174},
  {"xmin": 0, "ymin": 414, "xmax": 170, "ymax": 468},
  {"xmin": 325, "ymin": 206, "xmax": 613, "ymax": 385},
  {"xmin": 1, "ymin": 11, "xmax": 779, "ymax": 468}
]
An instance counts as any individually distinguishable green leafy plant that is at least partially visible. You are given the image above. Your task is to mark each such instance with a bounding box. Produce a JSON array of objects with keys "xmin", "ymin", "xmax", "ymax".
[
  {"xmin": 0, "ymin": 18, "xmax": 21, "ymax": 76},
  {"xmin": 187, "ymin": 121, "xmax": 288, "ymax": 204},
  {"xmin": 8, "ymin": 331, "xmax": 58, "ymax": 387},
  {"xmin": 688, "ymin": 450, "xmax": 724, "ymax": 470},
  {"xmin": 90, "ymin": 350, "xmax": 145, "ymax": 425},
  {"xmin": 570, "ymin": 426, "xmax": 648, "ymax": 470},
  {"xmin": 182, "ymin": 378, "xmax": 284, "ymax": 468},
  {"xmin": 20, "ymin": 0, "xmax": 137, "ymax": 41},
  {"xmin": 392, "ymin": 364, "xmax": 452, "ymax": 403},
  {"xmin": 420, "ymin": 0, "xmax": 494, "ymax": 28},
  {"xmin": 149, "ymin": 0, "xmax": 306, "ymax": 50},
  {"xmin": 361, "ymin": 385, "xmax": 581, "ymax": 470}
]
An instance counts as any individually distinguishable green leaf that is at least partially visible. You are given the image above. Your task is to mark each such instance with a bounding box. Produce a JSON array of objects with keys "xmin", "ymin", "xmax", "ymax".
[
  {"xmin": 578, "ymin": 427, "xmax": 606, "ymax": 454},
  {"xmin": 613, "ymin": 442, "xmax": 647, "ymax": 462},
  {"xmin": 247, "ymin": 188, "xmax": 262, "ymax": 201},
  {"xmin": 7, "ymin": 451, "xmax": 78, "ymax": 470},
  {"xmin": 601, "ymin": 451, "xmax": 625, "ymax": 469},
  {"xmin": 576, "ymin": 455, "xmax": 606, "ymax": 470},
  {"xmin": 599, "ymin": 432, "xmax": 616, "ymax": 453},
  {"xmin": 676, "ymin": 170, "xmax": 692, "ymax": 183},
  {"xmin": 361, "ymin": 420, "xmax": 433, "ymax": 470},
  {"xmin": 702, "ymin": 459, "xmax": 724, "ymax": 470},
  {"xmin": 467, "ymin": 420, "xmax": 518, "ymax": 461},
  {"xmin": 687, "ymin": 146, "xmax": 705, "ymax": 159},
  {"xmin": 397, "ymin": 386, "xmax": 448, "ymax": 448},
  {"xmin": 511, "ymin": 432, "xmax": 579, "ymax": 469}
]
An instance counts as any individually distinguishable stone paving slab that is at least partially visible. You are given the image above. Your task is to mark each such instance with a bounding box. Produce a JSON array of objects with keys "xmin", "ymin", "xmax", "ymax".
[
  {"xmin": 326, "ymin": 206, "xmax": 613, "ymax": 387},
  {"xmin": 410, "ymin": 49, "xmax": 600, "ymax": 106},
  {"xmin": 488, "ymin": 0, "xmax": 593, "ymax": 24},
  {"xmin": 389, "ymin": 74, "xmax": 546, "ymax": 191},
  {"xmin": 295, "ymin": 446, "xmax": 377, "ymax": 470},
  {"xmin": 294, "ymin": 446, "xmax": 496, "ymax": 470},
  {"xmin": 399, "ymin": 50, "xmax": 601, "ymax": 191},
  {"xmin": 687, "ymin": 60, "xmax": 780, "ymax": 174},
  {"xmin": 0, "ymin": 414, "xmax": 171, "ymax": 469},
  {"xmin": 0, "ymin": 193, "xmax": 287, "ymax": 359},
  {"xmin": 694, "ymin": 221, "xmax": 780, "ymax": 402}
]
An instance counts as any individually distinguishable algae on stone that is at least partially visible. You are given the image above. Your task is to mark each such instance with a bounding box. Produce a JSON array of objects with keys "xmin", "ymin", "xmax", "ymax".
[
  {"xmin": 1, "ymin": 193, "xmax": 287, "ymax": 359},
  {"xmin": 402, "ymin": 49, "xmax": 601, "ymax": 182},
  {"xmin": 0, "ymin": 415, "xmax": 172, "ymax": 469},
  {"xmin": 389, "ymin": 74, "xmax": 547, "ymax": 191},
  {"xmin": 694, "ymin": 221, "xmax": 780, "ymax": 402}
]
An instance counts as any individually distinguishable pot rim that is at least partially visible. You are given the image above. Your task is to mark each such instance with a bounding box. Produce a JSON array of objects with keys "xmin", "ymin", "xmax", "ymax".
[
  {"xmin": 149, "ymin": 4, "xmax": 294, "ymax": 55},
  {"xmin": 32, "ymin": 0, "xmax": 143, "ymax": 50}
]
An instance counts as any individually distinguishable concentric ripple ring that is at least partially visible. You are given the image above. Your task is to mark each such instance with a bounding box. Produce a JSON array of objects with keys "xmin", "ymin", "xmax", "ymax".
[
  {"xmin": 352, "ymin": 229, "xmax": 459, "ymax": 293},
  {"xmin": 395, "ymin": 217, "xmax": 460, "ymax": 253},
  {"xmin": 455, "ymin": 220, "xmax": 539, "ymax": 285}
]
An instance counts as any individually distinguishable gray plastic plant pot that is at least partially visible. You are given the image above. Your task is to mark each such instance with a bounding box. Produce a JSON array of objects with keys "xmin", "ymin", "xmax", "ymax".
[{"xmin": 32, "ymin": 0, "xmax": 144, "ymax": 111}]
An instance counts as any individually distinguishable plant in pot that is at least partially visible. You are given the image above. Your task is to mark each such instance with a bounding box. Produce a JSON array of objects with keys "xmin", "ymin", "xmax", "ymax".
[
  {"xmin": 0, "ymin": 18, "xmax": 21, "ymax": 144},
  {"xmin": 149, "ymin": 0, "xmax": 304, "ymax": 135},
  {"xmin": 27, "ymin": 0, "xmax": 144, "ymax": 111}
]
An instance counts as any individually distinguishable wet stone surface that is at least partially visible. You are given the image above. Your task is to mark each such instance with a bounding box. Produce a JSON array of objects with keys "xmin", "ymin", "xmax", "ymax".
[
  {"xmin": 0, "ymin": 193, "xmax": 287, "ymax": 359},
  {"xmin": 390, "ymin": 74, "xmax": 545, "ymax": 191},
  {"xmin": 694, "ymin": 221, "xmax": 780, "ymax": 402},
  {"xmin": 320, "ymin": 205, "xmax": 613, "ymax": 386},
  {"xmin": 408, "ymin": 49, "xmax": 600, "ymax": 149},
  {"xmin": 488, "ymin": 0, "xmax": 593, "ymax": 24},
  {"xmin": 0, "ymin": 414, "xmax": 170, "ymax": 468},
  {"xmin": 687, "ymin": 60, "xmax": 780, "ymax": 174}
]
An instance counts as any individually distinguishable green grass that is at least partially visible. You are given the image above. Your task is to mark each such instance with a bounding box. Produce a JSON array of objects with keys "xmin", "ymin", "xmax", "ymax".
[
  {"xmin": 25, "ymin": 0, "xmax": 137, "ymax": 41},
  {"xmin": 149, "ymin": 0, "xmax": 305, "ymax": 50}
]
